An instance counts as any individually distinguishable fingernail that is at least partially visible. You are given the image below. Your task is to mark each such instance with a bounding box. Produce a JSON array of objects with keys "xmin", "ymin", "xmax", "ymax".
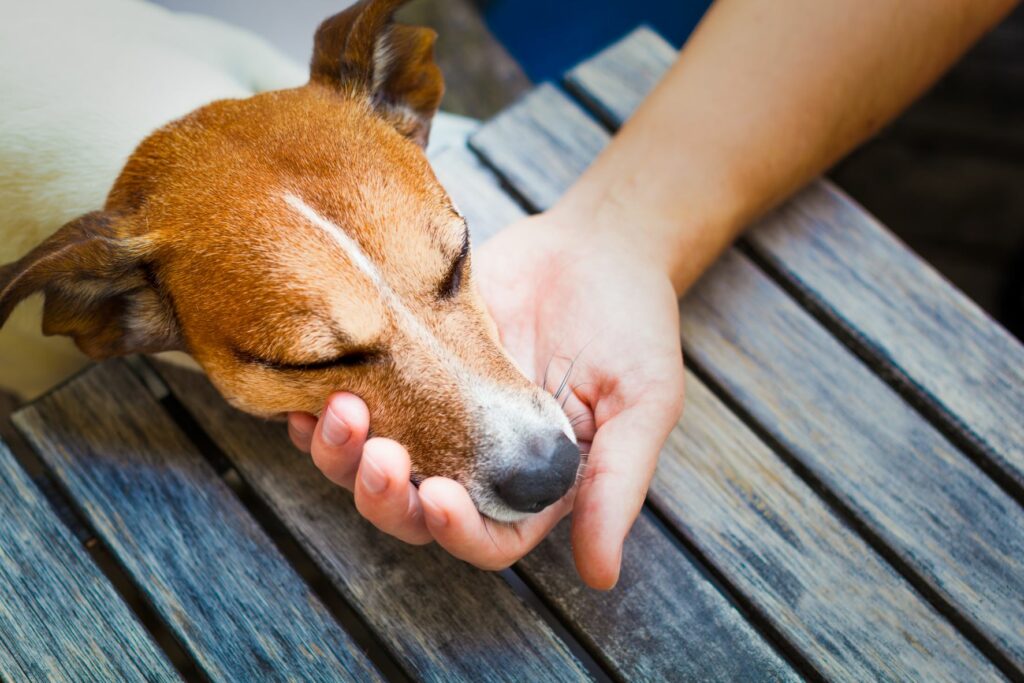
[
  {"xmin": 321, "ymin": 406, "xmax": 351, "ymax": 447},
  {"xmin": 420, "ymin": 494, "xmax": 448, "ymax": 528},
  {"xmin": 361, "ymin": 455, "xmax": 387, "ymax": 495}
]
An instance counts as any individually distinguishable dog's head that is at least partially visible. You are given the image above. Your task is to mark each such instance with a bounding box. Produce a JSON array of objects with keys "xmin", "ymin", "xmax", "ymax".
[{"xmin": 0, "ymin": 0, "xmax": 578, "ymax": 521}]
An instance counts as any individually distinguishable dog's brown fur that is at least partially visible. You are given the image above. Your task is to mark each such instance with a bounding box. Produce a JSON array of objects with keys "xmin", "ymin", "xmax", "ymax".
[{"xmin": 0, "ymin": 0, "xmax": 553, "ymax": 493}]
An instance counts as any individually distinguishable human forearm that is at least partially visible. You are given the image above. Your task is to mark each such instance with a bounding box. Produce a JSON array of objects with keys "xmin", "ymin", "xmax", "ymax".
[{"xmin": 554, "ymin": 0, "xmax": 1017, "ymax": 294}]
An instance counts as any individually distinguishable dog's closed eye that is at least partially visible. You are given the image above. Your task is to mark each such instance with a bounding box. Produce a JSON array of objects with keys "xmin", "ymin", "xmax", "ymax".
[
  {"xmin": 235, "ymin": 347, "xmax": 385, "ymax": 372},
  {"xmin": 437, "ymin": 229, "xmax": 470, "ymax": 300}
]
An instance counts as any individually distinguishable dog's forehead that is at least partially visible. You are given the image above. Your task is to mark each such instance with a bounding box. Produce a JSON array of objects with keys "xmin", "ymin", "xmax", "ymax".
[{"xmin": 120, "ymin": 87, "xmax": 468, "ymax": 356}]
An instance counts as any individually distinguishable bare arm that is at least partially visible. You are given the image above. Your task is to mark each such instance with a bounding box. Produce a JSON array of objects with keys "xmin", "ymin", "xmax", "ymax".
[{"xmin": 556, "ymin": 0, "xmax": 1018, "ymax": 293}]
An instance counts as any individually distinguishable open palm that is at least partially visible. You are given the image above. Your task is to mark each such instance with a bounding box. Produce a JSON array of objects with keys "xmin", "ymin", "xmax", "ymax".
[{"xmin": 474, "ymin": 212, "xmax": 685, "ymax": 587}]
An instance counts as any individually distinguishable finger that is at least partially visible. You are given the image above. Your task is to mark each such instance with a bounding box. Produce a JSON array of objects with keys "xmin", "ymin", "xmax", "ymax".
[
  {"xmin": 571, "ymin": 396, "xmax": 683, "ymax": 590},
  {"xmin": 287, "ymin": 412, "xmax": 317, "ymax": 452},
  {"xmin": 309, "ymin": 392, "xmax": 370, "ymax": 490},
  {"xmin": 354, "ymin": 438, "xmax": 432, "ymax": 545},
  {"xmin": 418, "ymin": 477, "xmax": 571, "ymax": 571}
]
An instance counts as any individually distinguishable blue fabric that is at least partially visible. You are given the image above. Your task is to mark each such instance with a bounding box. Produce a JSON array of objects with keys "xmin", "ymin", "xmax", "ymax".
[{"xmin": 483, "ymin": 0, "xmax": 711, "ymax": 82}]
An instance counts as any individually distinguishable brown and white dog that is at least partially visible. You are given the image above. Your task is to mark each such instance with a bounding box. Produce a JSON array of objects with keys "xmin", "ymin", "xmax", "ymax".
[{"xmin": 0, "ymin": 0, "xmax": 579, "ymax": 521}]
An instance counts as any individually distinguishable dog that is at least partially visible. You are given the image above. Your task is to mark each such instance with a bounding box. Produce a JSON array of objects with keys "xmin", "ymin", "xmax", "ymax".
[{"xmin": 0, "ymin": 0, "xmax": 580, "ymax": 522}]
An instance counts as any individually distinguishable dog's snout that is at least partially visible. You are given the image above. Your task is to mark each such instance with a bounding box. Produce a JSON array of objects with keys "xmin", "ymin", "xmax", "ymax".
[{"xmin": 493, "ymin": 433, "xmax": 580, "ymax": 514}]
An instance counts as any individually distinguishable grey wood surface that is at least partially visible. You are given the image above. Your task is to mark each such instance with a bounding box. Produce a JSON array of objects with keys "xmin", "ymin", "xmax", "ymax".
[
  {"xmin": 155, "ymin": 362, "xmax": 590, "ymax": 683},
  {"xmin": 0, "ymin": 439, "xmax": 179, "ymax": 682},
  {"xmin": 656, "ymin": 374, "xmax": 1002, "ymax": 681},
  {"xmin": 519, "ymin": 513, "xmax": 799, "ymax": 683},
  {"xmin": 12, "ymin": 362, "xmax": 381, "ymax": 683},
  {"xmin": 470, "ymin": 83, "xmax": 608, "ymax": 212},
  {"xmin": 432, "ymin": 142, "xmax": 1001, "ymax": 681},
  {"xmin": 748, "ymin": 184, "xmax": 1024, "ymax": 493},
  {"xmin": 681, "ymin": 249, "xmax": 1024, "ymax": 674},
  {"xmin": 568, "ymin": 26, "xmax": 1024, "ymax": 498},
  {"xmin": 468, "ymin": 68, "xmax": 1024, "ymax": 675}
]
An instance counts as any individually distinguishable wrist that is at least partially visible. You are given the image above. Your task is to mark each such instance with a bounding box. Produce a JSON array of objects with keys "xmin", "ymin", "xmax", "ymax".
[{"xmin": 550, "ymin": 176, "xmax": 742, "ymax": 296}]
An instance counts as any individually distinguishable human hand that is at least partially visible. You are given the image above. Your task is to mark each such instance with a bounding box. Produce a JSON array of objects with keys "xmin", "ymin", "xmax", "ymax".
[{"xmin": 289, "ymin": 208, "xmax": 685, "ymax": 588}]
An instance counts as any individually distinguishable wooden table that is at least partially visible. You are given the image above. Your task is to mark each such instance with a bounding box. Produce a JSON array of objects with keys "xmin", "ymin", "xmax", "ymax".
[{"xmin": 3, "ymin": 28, "xmax": 1023, "ymax": 682}]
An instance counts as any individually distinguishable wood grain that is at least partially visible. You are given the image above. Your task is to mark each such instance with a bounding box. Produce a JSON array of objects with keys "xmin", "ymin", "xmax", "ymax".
[
  {"xmin": 518, "ymin": 512, "xmax": 799, "ymax": 682},
  {"xmin": 747, "ymin": 183, "xmax": 1024, "ymax": 492},
  {"xmin": 438, "ymin": 135, "xmax": 1004, "ymax": 680},
  {"xmin": 681, "ymin": 250, "xmax": 1024, "ymax": 673},
  {"xmin": 155, "ymin": 362, "xmax": 591, "ymax": 683},
  {"xmin": 655, "ymin": 373, "xmax": 1002, "ymax": 681},
  {"xmin": 567, "ymin": 26, "xmax": 1024, "ymax": 497},
  {"xmin": 13, "ymin": 362, "xmax": 381, "ymax": 683},
  {"xmin": 0, "ymin": 438, "xmax": 178, "ymax": 682}
]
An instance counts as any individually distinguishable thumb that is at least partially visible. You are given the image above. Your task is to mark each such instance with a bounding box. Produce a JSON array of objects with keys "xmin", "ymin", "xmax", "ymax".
[{"xmin": 571, "ymin": 399, "xmax": 681, "ymax": 589}]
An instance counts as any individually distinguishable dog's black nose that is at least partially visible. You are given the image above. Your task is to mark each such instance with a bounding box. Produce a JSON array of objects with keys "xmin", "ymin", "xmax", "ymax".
[{"xmin": 494, "ymin": 434, "xmax": 580, "ymax": 514}]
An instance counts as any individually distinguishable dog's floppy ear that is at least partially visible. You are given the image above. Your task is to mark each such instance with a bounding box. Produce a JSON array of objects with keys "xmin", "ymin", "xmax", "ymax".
[
  {"xmin": 311, "ymin": 0, "xmax": 444, "ymax": 147},
  {"xmin": 0, "ymin": 212, "xmax": 182, "ymax": 358}
]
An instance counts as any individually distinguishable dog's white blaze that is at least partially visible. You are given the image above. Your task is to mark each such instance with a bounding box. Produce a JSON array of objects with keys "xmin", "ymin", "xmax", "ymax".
[
  {"xmin": 283, "ymin": 192, "xmax": 574, "ymax": 521},
  {"xmin": 283, "ymin": 192, "xmax": 457, "ymax": 367},
  {"xmin": 284, "ymin": 193, "xmax": 381, "ymax": 286}
]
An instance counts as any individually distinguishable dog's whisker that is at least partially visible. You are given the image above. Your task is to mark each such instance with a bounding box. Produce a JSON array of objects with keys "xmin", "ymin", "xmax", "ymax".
[
  {"xmin": 541, "ymin": 354, "xmax": 555, "ymax": 394},
  {"xmin": 561, "ymin": 389, "xmax": 574, "ymax": 410},
  {"xmin": 569, "ymin": 415, "xmax": 593, "ymax": 428},
  {"xmin": 553, "ymin": 360, "xmax": 574, "ymax": 400}
]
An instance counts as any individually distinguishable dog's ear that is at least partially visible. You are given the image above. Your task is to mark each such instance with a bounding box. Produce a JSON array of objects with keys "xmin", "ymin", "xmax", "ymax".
[
  {"xmin": 0, "ymin": 212, "xmax": 182, "ymax": 359},
  {"xmin": 311, "ymin": 0, "xmax": 444, "ymax": 147}
]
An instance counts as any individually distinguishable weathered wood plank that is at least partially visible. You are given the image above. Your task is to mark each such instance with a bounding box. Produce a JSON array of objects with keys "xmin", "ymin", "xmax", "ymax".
[
  {"xmin": 567, "ymin": 25, "xmax": 1024, "ymax": 497},
  {"xmin": 13, "ymin": 362, "xmax": 382, "ymax": 683},
  {"xmin": 747, "ymin": 184, "xmax": 1024, "ymax": 492},
  {"xmin": 155, "ymin": 363, "xmax": 591, "ymax": 683},
  {"xmin": 681, "ymin": 250, "xmax": 1024, "ymax": 673},
  {"xmin": 519, "ymin": 513, "xmax": 800, "ymax": 682},
  {"xmin": 0, "ymin": 439, "xmax": 179, "ymax": 682},
  {"xmin": 655, "ymin": 374, "xmax": 1002, "ymax": 681},
  {"xmin": 435, "ymin": 138, "xmax": 1003, "ymax": 681},
  {"xmin": 470, "ymin": 84, "xmax": 608, "ymax": 212}
]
